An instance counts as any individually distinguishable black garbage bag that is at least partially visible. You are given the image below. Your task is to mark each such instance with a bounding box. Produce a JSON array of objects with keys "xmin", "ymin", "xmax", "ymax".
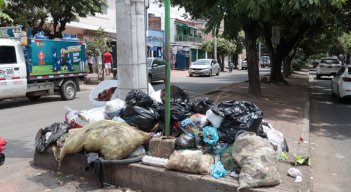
[
  {"xmin": 158, "ymin": 102, "xmax": 192, "ymax": 123},
  {"xmin": 35, "ymin": 122, "xmax": 72, "ymax": 152},
  {"xmin": 190, "ymin": 97, "xmax": 214, "ymax": 114},
  {"xmin": 122, "ymin": 105, "xmax": 160, "ymax": 132},
  {"xmin": 175, "ymin": 134, "xmax": 196, "ymax": 149},
  {"xmin": 212, "ymin": 101, "xmax": 263, "ymax": 144},
  {"xmin": 125, "ymin": 90, "xmax": 154, "ymax": 108},
  {"xmin": 161, "ymin": 85, "xmax": 189, "ymax": 104}
]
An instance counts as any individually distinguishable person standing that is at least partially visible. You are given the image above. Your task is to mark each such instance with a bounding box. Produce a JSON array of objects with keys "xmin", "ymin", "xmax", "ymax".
[
  {"xmin": 87, "ymin": 55, "xmax": 94, "ymax": 73},
  {"xmin": 103, "ymin": 51, "xmax": 112, "ymax": 76}
]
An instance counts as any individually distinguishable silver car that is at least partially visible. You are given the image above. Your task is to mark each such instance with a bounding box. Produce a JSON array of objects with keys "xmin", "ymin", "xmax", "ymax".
[
  {"xmin": 188, "ymin": 59, "xmax": 220, "ymax": 77},
  {"xmin": 147, "ymin": 57, "xmax": 165, "ymax": 83}
]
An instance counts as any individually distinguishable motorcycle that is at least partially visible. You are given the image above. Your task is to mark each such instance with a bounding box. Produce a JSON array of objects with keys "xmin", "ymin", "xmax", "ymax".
[
  {"xmin": 229, "ymin": 62, "xmax": 234, "ymax": 72},
  {"xmin": 0, "ymin": 137, "xmax": 7, "ymax": 166}
]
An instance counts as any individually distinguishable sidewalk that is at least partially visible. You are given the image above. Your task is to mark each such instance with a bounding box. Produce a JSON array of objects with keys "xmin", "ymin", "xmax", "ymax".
[{"xmin": 32, "ymin": 69, "xmax": 310, "ymax": 192}]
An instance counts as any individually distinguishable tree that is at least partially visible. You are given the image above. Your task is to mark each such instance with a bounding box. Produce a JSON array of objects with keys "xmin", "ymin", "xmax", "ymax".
[
  {"xmin": 202, "ymin": 37, "xmax": 236, "ymax": 71},
  {"xmin": 0, "ymin": 0, "xmax": 12, "ymax": 25},
  {"xmin": 86, "ymin": 27, "xmax": 111, "ymax": 81},
  {"xmin": 6, "ymin": 0, "xmax": 106, "ymax": 38}
]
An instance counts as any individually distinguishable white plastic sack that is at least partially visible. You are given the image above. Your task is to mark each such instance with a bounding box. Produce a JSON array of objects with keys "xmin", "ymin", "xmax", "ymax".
[
  {"xmin": 150, "ymin": 90, "xmax": 162, "ymax": 104},
  {"xmin": 86, "ymin": 106, "xmax": 105, "ymax": 123},
  {"xmin": 261, "ymin": 121, "xmax": 286, "ymax": 152},
  {"xmin": 206, "ymin": 109, "xmax": 224, "ymax": 128},
  {"xmin": 89, "ymin": 80, "xmax": 118, "ymax": 107},
  {"xmin": 105, "ymin": 99, "xmax": 126, "ymax": 119}
]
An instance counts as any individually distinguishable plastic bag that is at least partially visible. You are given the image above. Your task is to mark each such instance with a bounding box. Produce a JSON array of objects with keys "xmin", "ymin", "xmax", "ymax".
[
  {"xmin": 35, "ymin": 122, "xmax": 72, "ymax": 152},
  {"xmin": 206, "ymin": 109, "xmax": 224, "ymax": 128},
  {"xmin": 190, "ymin": 97, "xmax": 214, "ymax": 114},
  {"xmin": 86, "ymin": 107, "xmax": 106, "ymax": 123},
  {"xmin": 288, "ymin": 168, "xmax": 302, "ymax": 183},
  {"xmin": 261, "ymin": 121, "xmax": 289, "ymax": 153},
  {"xmin": 127, "ymin": 146, "xmax": 146, "ymax": 158},
  {"xmin": 122, "ymin": 106, "xmax": 160, "ymax": 132},
  {"xmin": 105, "ymin": 99, "xmax": 126, "ymax": 119},
  {"xmin": 53, "ymin": 120, "xmax": 149, "ymax": 161},
  {"xmin": 89, "ymin": 80, "xmax": 118, "ymax": 107},
  {"xmin": 166, "ymin": 150, "xmax": 214, "ymax": 174},
  {"xmin": 150, "ymin": 90, "xmax": 162, "ymax": 104},
  {"xmin": 175, "ymin": 134, "xmax": 195, "ymax": 149},
  {"xmin": 189, "ymin": 113, "xmax": 208, "ymax": 128},
  {"xmin": 159, "ymin": 102, "xmax": 191, "ymax": 123},
  {"xmin": 232, "ymin": 132, "xmax": 280, "ymax": 188},
  {"xmin": 202, "ymin": 126, "xmax": 219, "ymax": 145},
  {"xmin": 211, "ymin": 101, "xmax": 264, "ymax": 144},
  {"xmin": 125, "ymin": 90, "xmax": 154, "ymax": 108},
  {"xmin": 161, "ymin": 85, "xmax": 189, "ymax": 103},
  {"xmin": 210, "ymin": 161, "xmax": 227, "ymax": 179},
  {"xmin": 64, "ymin": 107, "xmax": 90, "ymax": 128}
]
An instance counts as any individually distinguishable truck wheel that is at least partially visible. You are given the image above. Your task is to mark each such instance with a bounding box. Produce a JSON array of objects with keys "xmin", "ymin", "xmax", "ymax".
[
  {"xmin": 60, "ymin": 80, "xmax": 77, "ymax": 100},
  {"xmin": 27, "ymin": 95, "xmax": 41, "ymax": 101}
]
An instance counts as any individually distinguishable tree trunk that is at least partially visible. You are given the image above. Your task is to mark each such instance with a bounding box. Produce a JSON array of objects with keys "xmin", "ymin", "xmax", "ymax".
[
  {"xmin": 221, "ymin": 55, "xmax": 225, "ymax": 71},
  {"xmin": 283, "ymin": 57, "xmax": 292, "ymax": 77},
  {"xmin": 94, "ymin": 57, "xmax": 100, "ymax": 80},
  {"xmin": 270, "ymin": 53, "xmax": 284, "ymax": 82},
  {"xmin": 244, "ymin": 23, "xmax": 261, "ymax": 96},
  {"xmin": 233, "ymin": 54, "xmax": 238, "ymax": 68}
]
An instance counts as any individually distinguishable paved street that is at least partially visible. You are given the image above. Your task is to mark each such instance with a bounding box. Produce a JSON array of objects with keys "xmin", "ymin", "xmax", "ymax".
[{"xmin": 309, "ymin": 70, "xmax": 351, "ymax": 192}]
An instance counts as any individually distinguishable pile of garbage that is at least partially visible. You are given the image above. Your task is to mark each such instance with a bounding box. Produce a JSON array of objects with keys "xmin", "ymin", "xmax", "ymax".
[{"xmin": 35, "ymin": 81, "xmax": 290, "ymax": 189}]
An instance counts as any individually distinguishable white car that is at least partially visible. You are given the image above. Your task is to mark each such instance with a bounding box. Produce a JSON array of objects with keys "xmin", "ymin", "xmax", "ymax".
[
  {"xmin": 188, "ymin": 59, "xmax": 220, "ymax": 77},
  {"xmin": 241, "ymin": 59, "xmax": 248, "ymax": 70},
  {"xmin": 331, "ymin": 65, "xmax": 351, "ymax": 101},
  {"xmin": 316, "ymin": 57, "xmax": 341, "ymax": 79}
]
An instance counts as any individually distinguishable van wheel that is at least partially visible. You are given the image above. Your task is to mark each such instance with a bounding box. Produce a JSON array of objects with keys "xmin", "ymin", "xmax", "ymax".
[
  {"xmin": 27, "ymin": 95, "xmax": 41, "ymax": 101},
  {"xmin": 148, "ymin": 75, "xmax": 152, "ymax": 83},
  {"xmin": 60, "ymin": 80, "xmax": 77, "ymax": 100},
  {"xmin": 316, "ymin": 74, "xmax": 321, "ymax": 79}
]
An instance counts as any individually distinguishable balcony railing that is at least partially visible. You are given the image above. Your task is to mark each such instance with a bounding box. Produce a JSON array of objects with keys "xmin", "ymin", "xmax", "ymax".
[{"xmin": 175, "ymin": 35, "xmax": 202, "ymax": 43}]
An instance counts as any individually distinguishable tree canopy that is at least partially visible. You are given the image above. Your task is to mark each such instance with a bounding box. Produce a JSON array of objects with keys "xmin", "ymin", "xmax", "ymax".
[
  {"xmin": 6, "ymin": 0, "xmax": 106, "ymax": 38},
  {"xmin": 0, "ymin": 0, "xmax": 12, "ymax": 25}
]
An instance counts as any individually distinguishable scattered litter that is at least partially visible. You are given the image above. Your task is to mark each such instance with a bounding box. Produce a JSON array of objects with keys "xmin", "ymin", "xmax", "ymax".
[
  {"xmin": 335, "ymin": 154, "xmax": 345, "ymax": 159},
  {"xmin": 294, "ymin": 154, "xmax": 311, "ymax": 166},
  {"xmin": 287, "ymin": 168, "xmax": 302, "ymax": 183},
  {"xmin": 35, "ymin": 172, "xmax": 43, "ymax": 176},
  {"xmin": 279, "ymin": 151, "xmax": 289, "ymax": 160}
]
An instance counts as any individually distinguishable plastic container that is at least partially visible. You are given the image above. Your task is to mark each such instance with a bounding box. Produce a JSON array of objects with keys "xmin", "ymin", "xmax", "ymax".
[{"xmin": 89, "ymin": 80, "xmax": 119, "ymax": 107}]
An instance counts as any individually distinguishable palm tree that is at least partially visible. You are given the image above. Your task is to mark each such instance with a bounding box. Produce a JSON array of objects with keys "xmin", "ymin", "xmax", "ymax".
[{"xmin": 0, "ymin": 0, "xmax": 13, "ymax": 25}]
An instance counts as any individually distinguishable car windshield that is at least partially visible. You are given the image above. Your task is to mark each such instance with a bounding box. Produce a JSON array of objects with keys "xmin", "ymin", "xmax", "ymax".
[
  {"xmin": 261, "ymin": 56, "xmax": 269, "ymax": 62},
  {"xmin": 320, "ymin": 59, "xmax": 339, "ymax": 64},
  {"xmin": 193, "ymin": 59, "xmax": 211, "ymax": 65}
]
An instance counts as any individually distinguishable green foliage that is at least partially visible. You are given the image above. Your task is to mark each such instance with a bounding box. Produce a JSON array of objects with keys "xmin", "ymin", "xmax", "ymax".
[
  {"xmin": 338, "ymin": 32, "xmax": 351, "ymax": 53},
  {"xmin": 202, "ymin": 37, "xmax": 236, "ymax": 56},
  {"xmin": 0, "ymin": 0, "xmax": 12, "ymax": 24},
  {"xmin": 6, "ymin": 0, "xmax": 106, "ymax": 38}
]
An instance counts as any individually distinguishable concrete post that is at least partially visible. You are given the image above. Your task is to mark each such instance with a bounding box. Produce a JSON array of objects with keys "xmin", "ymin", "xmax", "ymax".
[{"xmin": 116, "ymin": 0, "xmax": 148, "ymax": 100}]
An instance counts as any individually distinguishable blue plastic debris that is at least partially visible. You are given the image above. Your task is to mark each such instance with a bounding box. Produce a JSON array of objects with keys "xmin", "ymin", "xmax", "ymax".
[
  {"xmin": 210, "ymin": 161, "xmax": 227, "ymax": 179},
  {"xmin": 203, "ymin": 126, "xmax": 219, "ymax": 145}
]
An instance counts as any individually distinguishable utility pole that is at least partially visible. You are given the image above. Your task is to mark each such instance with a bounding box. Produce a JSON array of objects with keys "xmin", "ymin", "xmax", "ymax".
[
  {"xmin": 213, "ymin": 28, "xmax": 217, "ymax": 62},
  {"xmin": 164, "ymin": 0, "xmax": 171, "ymax": 136},
  {"xmin": 116, "ymin": 0, "xmax": 148, "ymax": 99}
]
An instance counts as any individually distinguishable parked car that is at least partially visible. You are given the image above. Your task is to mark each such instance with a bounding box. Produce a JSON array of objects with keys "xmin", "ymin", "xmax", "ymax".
[
  {"xmin": 188, "ymin": 59, "xmax": 220, "ymax": 77},
  {"xmin": 241, "ymin": 59, "xmax": 248, "ymax": 70},
  {"xmin": 316, "ymin": 57, "xmax": 341, "ymax": 79},
  {"xmin": 147, "ymin": 57, "xmax": 165, "ymax": 83},
  {"xmin": 260, "ymin": 55, "xmax": 271, "ymax": 68},
  {"xmin": 331, "ymin": 65, "xmax": 351, "ymax": 101}
]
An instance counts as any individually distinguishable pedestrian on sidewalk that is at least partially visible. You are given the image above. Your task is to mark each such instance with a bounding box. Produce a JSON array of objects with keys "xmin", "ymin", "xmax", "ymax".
[
  {"xmin": 87, "ymin": 54, "xmax": 94, "ymax": 73},
  {"xmin": 103, "ymin": 51, "xmax": 112, "ymax": 76}
]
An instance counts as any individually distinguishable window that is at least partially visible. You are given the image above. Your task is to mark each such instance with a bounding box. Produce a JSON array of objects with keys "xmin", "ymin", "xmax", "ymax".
[
  {"xmin": 0, "ymin": 46, "xmax": 17, "ymax": 64},
  {"xmin": 320, "ymin": 59, "xmax": 339, "ymax": 64},
  {"xmin": 336, "ymin": 67, "xmax": 345, "ymax": 76}
]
